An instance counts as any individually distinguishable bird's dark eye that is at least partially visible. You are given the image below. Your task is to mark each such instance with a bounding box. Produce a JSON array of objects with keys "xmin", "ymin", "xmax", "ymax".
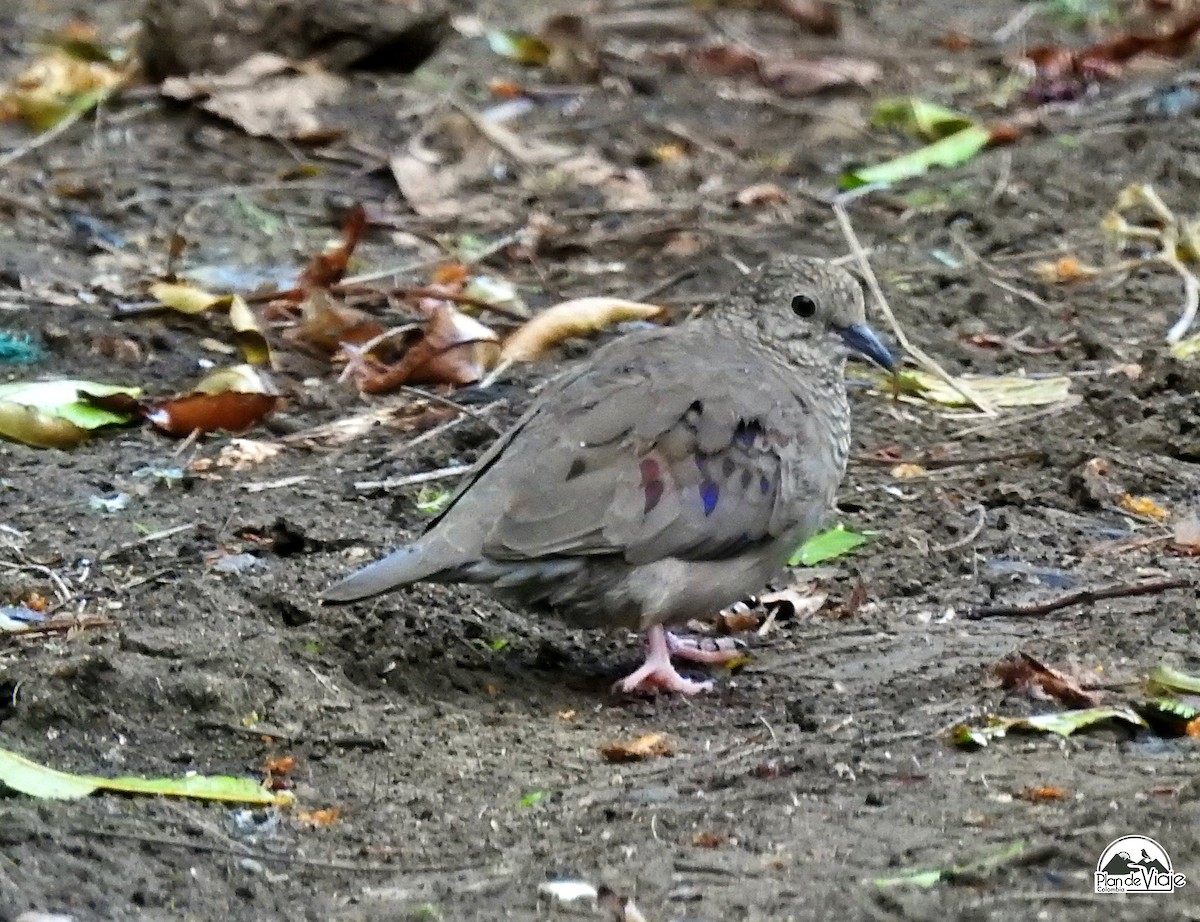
[{"xmin": 791, "ymin": 294, "xmax": 817, "ymax": 318}]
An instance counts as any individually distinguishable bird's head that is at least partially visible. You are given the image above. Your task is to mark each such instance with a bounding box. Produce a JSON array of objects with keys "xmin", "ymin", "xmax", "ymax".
[{"xmin": 732, "ymin": 254, "xmax": 897, "ymax": 372}]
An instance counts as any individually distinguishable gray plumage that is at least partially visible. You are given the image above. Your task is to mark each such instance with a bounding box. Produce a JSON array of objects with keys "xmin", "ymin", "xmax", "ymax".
[{"xmin": 323, "ymin": 255, "xmax": 894, "ymax": 692}]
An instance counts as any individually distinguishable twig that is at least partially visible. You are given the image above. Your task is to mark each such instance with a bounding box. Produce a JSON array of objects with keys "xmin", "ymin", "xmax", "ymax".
[
  {"xmin": 355, "ymin": 463, "xmax": 472, "ymax": 492},
  {"xmin": 856, "ymin": 449, "xmax": 1045, "ymax": 469},
  {"xmin": 967, "ymin": 577, "xmax": 1189, "ymax": 620},
  {"xmin": 401, "ymin": 387, "xmax": 503, "ymax": 433},
  {"xmin": 632, "ymin": 267, "xmax": 697, "ymax": 302},
  {"xmin": 0, "ymin": 615, "xmax": 115, "ymax": 643},
  {"xmin": 98, "ymin": 523, "xmax": 197, "ymax": 562},
  {"xmin": 195, "ymin": 719, "xmax": 387, "ymax": 751},
  {"xmin": 1166, "ymin": 256, "xmax": 1200, "ymax": 343},
  {"xmin": 0, "ymin": 103, "xmax": 92, "ymax": 171},
  {"xmin": 930, "ymin": 504, "xmax": 987, "ymax": 553},
  {"xmin": 832, "ymin": 200, "xmax": 998, "ymax": 415}
]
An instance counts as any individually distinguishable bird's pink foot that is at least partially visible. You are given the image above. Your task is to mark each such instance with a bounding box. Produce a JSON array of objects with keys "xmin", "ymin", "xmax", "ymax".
[
  {"xmin": 665, "ymin": 631, "xmax": 746, "ymax": 665},
  {"xmin": 615, "ymin": 625, "xmax": 714, "ymax": 696}
]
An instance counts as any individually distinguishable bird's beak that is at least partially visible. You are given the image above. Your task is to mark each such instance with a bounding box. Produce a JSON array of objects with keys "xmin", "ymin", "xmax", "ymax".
[{"xmin": 838, "ymin": 323, "xmax": 896, "ymax": 371}]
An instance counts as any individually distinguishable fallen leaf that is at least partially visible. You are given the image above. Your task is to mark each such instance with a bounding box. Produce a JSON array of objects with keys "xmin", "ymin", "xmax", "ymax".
[
  {"xmin": 874, "ymin": 841, "xmax": 1027, "ymax": 889},
  {"xmin": 788, "ymin": 525, "xmax": 869, "ymax": 566},
  {"xmin": 871, "ymin": 97, "xmax": 974, "ymax": 140},
  {"xmin": 345, "ymin": 304, "xmax": 500, "ymax": 394},
  {"xmin": 0, "ymin": 379, "xmax": 140, "ymax": 449},
  {"xmin": 1120, "ymin": 493, "xmax": 1170, "ymax": 521},
  {"xmin": 262, "ymin": 755, "xmax": 296, "ymax": 777},
  {"xmin": 160, "ymin": 53, "xmax": 347, "ymax": 141},
  {"xmin": 0, "ymin": 45, "xmax": 126, "ymax": 130},
  {"xmin": 298, "ymin": 807, "xmax": 342, "ymax": 827},
  {"xmin": 1015, "ymin": 785, "xmax": 1069, "ymax": 802},
  {"xmin": 1033, "ymin": 256, "xmax": 1101, "ymax": 284},
  {"xmin": 599, "ymin": 733, "xmax": 674, "ymax": 763},
  {"xmin": 890, "ymin": 462, "xmax": 926, "ymax": 478},
  {"xmin": 952, "ymin": 707, "xmax": 1147, "ymax": 749},
  {"xmin": 390, "ymin": 154, "xmax": 468, "ymax": 219},
  {"xmin": 501, "ymin": 297, "xmax": 664, "ymax": 362},
  {"xmin": 132, "ymin": 365, "xmax": 280, "ymax": 438},
  {"xmin": 283, "ymin": 288, "xmax": 383, "ymax": 355},
  {"xmin": 487, "ymin": 30, "xmax": 551, "ymax": 65},
  {"xmin": 692, "ymin": 831, "xmax": 724, "ymax": 848},
  {"xmin": 758, "ymin": 585, "xmax": 829, "ymax": 619},
  {"xmin": 993, "ymin": 652, "xmax": 1103, "ymax": 709},
  {"xmin": 717, "ymin": 609, "xmax": 763, "ymax": 633},
  {"xmin": 0, "ymin": 746, "xmax": 290, "ymax": 805},
  {"xmin": 150, "ymin": 282, "xmax": 272, "ymax": 366},
  {"xmin": 298, "ymin": 204, "xmax": 367, "ymax": 291},
  {"xmin": 682, "ymin": 44, "xmax": 877, "ymax": 97},
  {"xmin": 735, "ymin": 182, "xmax": 787, "ymax": 206},
  {"xmin": 880, "ymin": 370, "xmax": 1072, "ymax": 408},
  {"xmin": 841, "ymin": 124, "xmax": 1004, "ymax": 190}
]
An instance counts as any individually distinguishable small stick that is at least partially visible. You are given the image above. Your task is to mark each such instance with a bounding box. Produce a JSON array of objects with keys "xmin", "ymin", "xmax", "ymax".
[
  {"xmin": 931, "ymin": 504, "xmax": 987, "ymax": 553},
  {"xmin": 1, "ymin": 615, "xmax": 115, "ymax": 642},
  {"xmin": 355, "ymin": 463, "xmax": 472, "ymax": 492},
  {"xmin": 832, "ymin": 200, "xmax": 998, "ymax": 416},
  {"xmin": 98, "ymin": 523, "xmax": 197, "ymax": 562},
  {"xmin": 0, "ymin": 102, "xmax": 92, "ymax": 171},
  {"xmin": 195, "ymin": 719, "xmax": 387, "ymax": 751},
  {"xmin": 966, "ymin": 577, "xmax": 1190, "ymax": 620}
]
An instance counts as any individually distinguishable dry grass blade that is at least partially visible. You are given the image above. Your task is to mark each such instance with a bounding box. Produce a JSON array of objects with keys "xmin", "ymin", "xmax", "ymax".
[{"xmin": 832, "ymin": 200, "xmax": 997, "ymax": 416}]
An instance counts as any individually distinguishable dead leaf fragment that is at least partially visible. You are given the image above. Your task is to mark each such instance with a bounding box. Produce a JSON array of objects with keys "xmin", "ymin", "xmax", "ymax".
[
  {"xmin": 599, "ymin": 733, "xmax": 673, "ymax": 763},
  {"xmin": 160, "ymin": 53, "xmax": 347, "ymax": 140},
  {"xmin": 147, "ymin": 366, "xmax": 280, "ymax": 437},
  {"xmin": 297, "ymin": 807, "xmax": 342, "ymax": 828},
  {"xmin": 1033, "ymin": 256, "xmax": 1101, "ymax": 284},
  {"xmin": 1120, "ymin": 493, "xmax": 1170, "ymax": 521},
  {"xmin": 1173, "ymin": 513, "xmax": 1200, "ymax": 555},
  {"xmin": 501, "ymin": 298, "xmax": 664, "ymax": 362},
  {"xmin": 735, "ymin": 182, "xmax": 787, "ymax": 207},
  {"xmin": 994, "ymin": 652, "xmax": 1102, "ymax": 709},
  {"xmin": 298, "ymin": 204, "xmax": 367, "ymax": 291},
  {"xmin": 283, "ymin": 288, "xmax": 383, "ymax": 355}
]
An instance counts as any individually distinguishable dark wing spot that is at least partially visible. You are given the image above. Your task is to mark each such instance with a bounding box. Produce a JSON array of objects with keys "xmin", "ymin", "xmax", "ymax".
[
  {"xmin": 741, "ymin": 469, "xmax": 753, "ymax": 489},
  {"xmin": 722, "ymin": 457, "xmax": 736, "ymax": 478},
  {"xmin": 699, "ymin": 481, "xmax": 719, "ymax": 516},
  {"xmin": 734, "ymin": 419, "xmax": 764, "ymax": 447},
  {"xmin": 640, "ymin": 458, "xmax": 665, "ymax": 515},
  {"xmin": 565, "ymin": 458, "xmax": 587, "ymax": 481},
  {"xmin": 760, "ymin": 476, "xmax": 771, "ymax": 495}
]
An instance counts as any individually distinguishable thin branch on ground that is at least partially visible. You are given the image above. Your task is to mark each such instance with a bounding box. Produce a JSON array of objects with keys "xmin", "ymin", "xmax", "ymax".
[
  {"xmin": 832, "ymin": 200, "xmax": 998, "ymax": 415},
  {"xmin": 355, "ymin": 463, "xmax": 473, "ymax": 492},
  {"xmin": 967, "ymin": 577, "xmax": 1190, "ymax": 620}
]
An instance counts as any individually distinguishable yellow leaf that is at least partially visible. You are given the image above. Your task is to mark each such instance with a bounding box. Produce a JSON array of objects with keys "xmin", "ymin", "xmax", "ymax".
[
  {"xmin": 501, "ymin": 297, "xmax": 664, "ymax": 362},
  {"xmin": 1120, "ymin": 494, "xmax": 1170, "ymax": 521}
]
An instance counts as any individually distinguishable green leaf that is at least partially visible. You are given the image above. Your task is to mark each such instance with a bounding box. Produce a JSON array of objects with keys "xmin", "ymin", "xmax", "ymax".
[
  {"xmin": 952, "ymin": 707, "xmax": 1148, "ymax": 749},
  {"xmin": 486, "ymin": 30, "xmax": 550, "ymax": 66},
  {"xmin": 840, "ymin": 125, "xmax": 993, "ymax": 190},
  {"xmin": 0, "ymin": 746, "xmax": 291, "ymax": 804},
  {"xmin": 870, "ymin": 98, "xmax": 975, "ymax": 141},
  {"xmin": 415, "ymin": 486, "xmax": 452, "ymax": 515},
  {"xmin": 519, "ymin": 790, "xmax": 545, "ymax": 807},
  {"xmin": 1147, "ymin": 664, "xmax": 1200, "ymax": 696},
  {"xmin": 873, "ymin": 841, "xmax": 1027, "ymax": 889},
  {"xmin": 489, "ymin": 638, "xmax": 510, "ymax": 652},
  {"xmin": 0, "ymin": 380, "xmax": 141, "ymax": 428},
  {"xmin": 789, "ymin": 525, "xmax": 869, "ymax": 567},
  {"xmin": 1170, "ymin": 332, "xmax": 1200, "ymax": 360}
]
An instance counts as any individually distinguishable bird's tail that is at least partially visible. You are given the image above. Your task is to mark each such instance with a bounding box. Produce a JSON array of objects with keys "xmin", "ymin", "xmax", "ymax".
[{"xmin": 321, "ymin": 542, "xmax": 447, "ymax": 603}]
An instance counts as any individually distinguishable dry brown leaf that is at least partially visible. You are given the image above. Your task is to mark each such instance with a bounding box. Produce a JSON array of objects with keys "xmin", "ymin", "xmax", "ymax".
[
  {"xmin": 993, "ymin": 652, "xmax": 1103, "ymax": 709},
  {"xmin": 346, "ymin": 304, "xmax": 500, "ymax": 394},
  {"xmin": 298, "ymin": 204, "xmax": 367, "ymax": 291},
  {"xmin": 758, "ymin": 585, "xmax": 829, "ymax": 619},
  {"xmin": 717, "ymin": 609, "xmax": 763, "ymax": 633},
  {"xmin": 890, "ymin": 462, "xmax": 926, "ymax": 478},
  {"xmin": 767, "ymin": 0, "xmax": 840, "ymax": 34},
  {"xmin": 501, "ymin": 297, "xmax": 664, "ymax": 362},
  {"xmin": 599, "ymin": 733, "xmax": 674, "ymax": 763},
  {"xmin": 549, "ymin": 154, "xmax": 656, "ymax": 209},
  {"xmin": 283, "ymin": 288, "xmax": 383, "ymax": 355},
  {"xmin": 161, "ymin": 53, "xmax": 347, "ymax": 140},
  {"xmin": 213, "ymin": 438, "xmax": 283, "ymax": 470},
  {"xmin": 390, "ymin": 154, "xmax": 467, "ymax": 219}
]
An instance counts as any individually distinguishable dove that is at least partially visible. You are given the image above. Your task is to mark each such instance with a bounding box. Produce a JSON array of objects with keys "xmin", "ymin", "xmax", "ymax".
[{"xmin": 323, "ymin": 255, "xmax": 895, "ymax": 694}]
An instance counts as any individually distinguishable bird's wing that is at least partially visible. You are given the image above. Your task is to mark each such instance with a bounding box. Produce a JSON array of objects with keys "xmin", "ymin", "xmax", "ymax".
[{"xmin": 467, "ymin": 330, "xmax": 836, "ymax": 566}]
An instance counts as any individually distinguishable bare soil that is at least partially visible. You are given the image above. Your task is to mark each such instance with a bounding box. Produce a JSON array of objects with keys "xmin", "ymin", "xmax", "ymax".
[{"xmin": 1, "ymin": 1, "xmax": 1199, "ymax": 920}]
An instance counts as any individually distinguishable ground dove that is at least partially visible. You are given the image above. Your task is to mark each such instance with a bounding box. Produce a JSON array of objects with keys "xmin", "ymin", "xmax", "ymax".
[{"xmin": 323, "ymin": 255, "xmax": 895, "ymax": 694}]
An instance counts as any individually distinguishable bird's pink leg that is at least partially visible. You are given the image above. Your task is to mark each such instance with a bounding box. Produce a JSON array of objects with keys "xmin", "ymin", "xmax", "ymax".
[
  {"xmin": 665, "ymin": 631, "xmax": 745, "ymax": 665},
  {"xmin": 616, "ymin": 625, "xmax": 713, "ymax": 695}
]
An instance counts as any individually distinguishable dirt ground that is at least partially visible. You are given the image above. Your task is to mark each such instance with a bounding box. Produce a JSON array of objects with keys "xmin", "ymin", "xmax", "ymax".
[{"xmin": 2, "ymin": 1, "xmax": 1200, "ymax": 920}]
